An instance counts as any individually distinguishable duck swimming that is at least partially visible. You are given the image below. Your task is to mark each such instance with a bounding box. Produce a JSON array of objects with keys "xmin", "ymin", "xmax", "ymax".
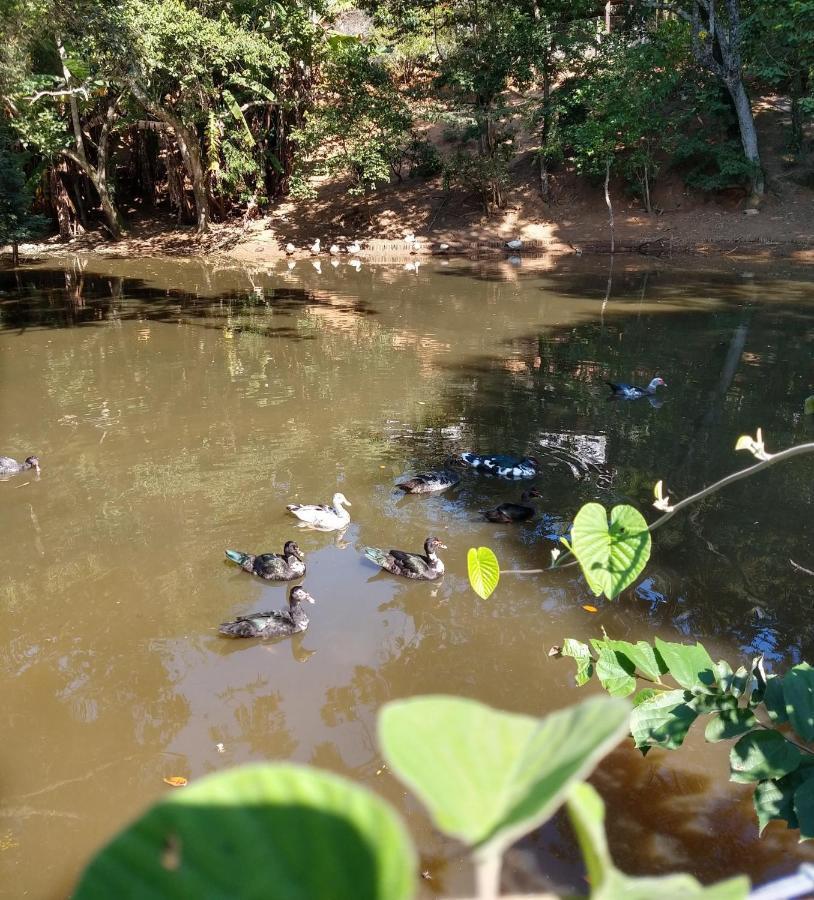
[
  {"xmin": 457, "ymin": 452, "xmax": 540, "ymax": 479},
  {"xmin": 286, "ymin": 492, "xmax": 351, "ymax": 530},
  {"xmin": 363, "ymin": 536, "xmax": 447, "ymax": 580},
  {"xmin": 396, "ymin": 470, "xmax": 461, "ymax": 494},
  {"xmin": 606, "ymin": 376, "xmax": 667, "ymax": 400},
  {"xmin": 224, "ymin": 540, "xmax": 305, "ymax": 581},
  {"xmin": 0, "ymin": 455, "xmax": 40, "ymax": 476},
  {"xmin": 482, "ymin": 489, "xmax": 543, "ymax": 523},
  {"xmin": 218, "ymin": 586, "xmax": 315, "ymax": 639}
]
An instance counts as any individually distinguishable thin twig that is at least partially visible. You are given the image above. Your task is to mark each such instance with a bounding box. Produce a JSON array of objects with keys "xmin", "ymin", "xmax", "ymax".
[{"xmin": 790, "ymin": 558, "xmax": 814, "ymax": 577}]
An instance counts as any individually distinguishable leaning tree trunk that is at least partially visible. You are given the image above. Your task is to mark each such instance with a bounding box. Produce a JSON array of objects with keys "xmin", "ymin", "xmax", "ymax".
[
  {"xmin": 56, "ymin": 36, "xmax": 123, "ymax": 239},
  {"xmin": 725, "ymin": 75, "xmax": 765, "ymax": 201}
]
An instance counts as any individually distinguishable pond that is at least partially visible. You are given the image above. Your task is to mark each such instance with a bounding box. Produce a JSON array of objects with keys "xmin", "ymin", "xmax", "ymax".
[{"xmin": 1, "ymin": 254, "xmax": 813, "ymax": 897}]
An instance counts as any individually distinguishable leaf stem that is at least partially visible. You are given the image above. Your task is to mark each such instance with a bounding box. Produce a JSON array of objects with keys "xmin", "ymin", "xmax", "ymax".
[
  {"xmin": 474, "ymin": 851, "xmax": 502, "ymax": 900},
  {"xmin": 510, "ymin": 441, "xmax": 814, "ymax": 577}
]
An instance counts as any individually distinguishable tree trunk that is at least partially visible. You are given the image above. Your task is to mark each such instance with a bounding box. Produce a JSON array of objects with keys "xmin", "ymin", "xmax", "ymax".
[
  {"xmin": 127, "ymin": 78, "xmax": 210, "ymax": 234},
  {"xmin": 11, "ymin": 241, "xmax": 19, "ymax": 267},
  {"xmin": 604, "ymin": 159, "xmax": 614, "ymax": 254},
  {"xmin": 56, "ymin": 35, "xmax": 123, "ymax": 239},
  {"xmin": 725, "ymin": 76, "xmax": 764, "ymax": 203},
  {"xmin": 790, "ymin": 69, "xmax": 804, "ymax": 155}
]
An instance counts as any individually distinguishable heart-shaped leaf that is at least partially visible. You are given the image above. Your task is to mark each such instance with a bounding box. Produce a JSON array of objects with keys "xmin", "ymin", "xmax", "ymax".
[
  {"xmin": 467, "ymin": 546, "xmax": 499, "ymax": 599},
  {"xmin": 378, "ymin": 694, "xmax": 629, "ymax": 856},
  {"xmin": 74, "ymin": 764, "xmax": 416, "ymax": 900},
  {"xmin": 571, "ymin": 503, "xmax": 651, "ymax": 600}
]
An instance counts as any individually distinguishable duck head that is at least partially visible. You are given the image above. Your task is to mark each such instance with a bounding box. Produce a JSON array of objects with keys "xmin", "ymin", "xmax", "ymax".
[
  {"xmin": 522, "ymin": 455, "xmax": 541, "ymax": 469},
  {"xmin": 24, "ymin": 456, "xmax": 40, "ymax": 473},
  {"xmin": 424, "ymin": 536, "xmax": 448, "ymax": 555},
  {"xmin": 289, "ymin": 586, "xmax": 315, "ymax": 606},
  {"xmin": 333, "ymin": 492, "xmax": 352, "ymax": 508},
  {"xmin": 648, "ymin": 377, "xmax": 667, "ymax": 392},
  {"xmin": 521, "ymin": 489, "xmax": 543, "ymax": 501},
  {"xmin": 283, "ymin": 540, "xmax": 305, "ymax": 561}
]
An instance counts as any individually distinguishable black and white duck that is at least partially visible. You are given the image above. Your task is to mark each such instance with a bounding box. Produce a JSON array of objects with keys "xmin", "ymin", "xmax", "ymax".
[
  {"xmin": 457, "ymin": 452, "xmax": 540, "ymax": 479},
  {"xmin": 224, "ymin": 540, "xmax": 305, "ymax": 581},
  {"xmin": 0, "ymin": 455, "xmax": 40, "ymax": 476},
  {"xmin": 363, "ymin": 536, "xmax": 447, "ymax": 580},
  {"xmin": 396, "ymin": 470, "xmax": 461, "ymax": 494},
  {"xmin": 218, "ymin": 586, "xmax": 315, "ymax": 639},
  {"xmin": 286, "ymin": 492, "xmax": 351, "ymax": 530},
  {"xmin": 482, "ymin": 489, "xmax": 543, "ymax": 523},
  {"xmin": 606, "ymin": 376, "xmax": 667, "ymax": 400}
]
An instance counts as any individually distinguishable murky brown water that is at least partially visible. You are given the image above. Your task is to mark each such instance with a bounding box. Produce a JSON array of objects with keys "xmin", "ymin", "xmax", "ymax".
[{"xmin": 1, "ymin": 255, "xmax": 813, "ymax": 898}]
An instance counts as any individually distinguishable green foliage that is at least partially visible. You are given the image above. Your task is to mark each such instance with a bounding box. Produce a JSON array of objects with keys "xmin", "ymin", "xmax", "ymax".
[
  {"xmin": 378, "ymin": 694, "xmax": 630, "ymax": 857},
  {"xmin": 466, "ymin": 546, "xmax": 499, "ymax": 600},
  {"xmin": 74, "ymin": 762, "xmax": 416, "ymax": 899},
  {"xmin": 0, "ymin": 125, "xmax": 44, "ymax": 247},
  {"xmin": 567, "ymin": 783, "xmax": 749, "ymax": 899},
  {"xmin": 291, "ymin": 39, "xmax": 413, "ymax": 196},
  {"xmin": 805, "ymin": 396, "xmax": 814, "ymax": 415},
  {"xmin": 73, "ymin": 692, "xmax": 739, "ymax": 898},
  {"xmin": 558, "ymin": 634, "xmax": 814, "ymax": 838},
  {"xmin": 569, "ymin": 503, "xmax": 651, "ymax": 600}
]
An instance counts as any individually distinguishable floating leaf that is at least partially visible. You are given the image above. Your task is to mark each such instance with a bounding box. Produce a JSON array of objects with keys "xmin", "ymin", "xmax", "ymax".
[
  {"xmin": 163, "ymin": 776, "xmax": 188, "ymax": 787},
  {"xmin": 467, "ymin": 547, "xmax": 499, "ymax": 600},
  {"xmin": 378, "ymin": 694, "xmax": 629, "ymax": 856},
  {"xmin": 76, "ymin": 764, "xmax": 416, "ymax": 900},
  {"xmin": 805, "ymin": 396, "xmax": 814, "ymax": 415},
  {"xmin": 582, "ymin": 604, "xmax": 598, "ymax": 613},
  {"xmin": 571, "ymin": 503, "xmax": 651, "ymax": 600},
  {"xmin": 730, "ymin": 731, "xmax": 802, "ymax": 783}
]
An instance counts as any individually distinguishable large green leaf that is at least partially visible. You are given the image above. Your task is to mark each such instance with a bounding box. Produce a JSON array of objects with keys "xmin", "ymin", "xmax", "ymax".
[
  {"xmin": 570, "ymin": 503, "xmax": 651, "ymax": 600},
  {"xmin": 730, "ymin": 731, "xmax": 802, "ymax": 783},
  {"xmin": 604, "ymin": 638, "xmax": 666, "ymax": 681},
  {"xmin": 567, "ymin": 782, "xmax": 749, "ymax": 899},
  {"xmin": 222, "ymin": 88, "xmax": 255, "ymax": 146},
  {"xmin": 782, "ymin": 663, "xmax": 814, "ymax": 741},
  {"xmin": 794, "ymin": 777, "xmax": 814, "ymax": 840},
  {"xmin": 74, "ymin": 764, "xmax": 416, "ymax": 900},
  {"xmin": 704, "ymin": 708, "xmax": 757, "ymax": 743},
  {"xmin": 591, "ymin": 640, "xmax": 637, "ymax": 697},
  {"xmin": 804, "ymin": 395, "xmax": 814, "ymax": 415},
  {"xmin": 561, "ymin": 638, "xmax": 593, "ymax": 686},
  {"xmin": 754, "ymin": 778, "xmax": 798, "ymax": 834},
  {"xmin": 654, "ymin": 638, "xmax": 717, "ymax": 690},
  {"xmin": 378, "ymin": 694, "xmax": 629, "ymax": 856},
  {"xmin": 763, "ymin": 675, "xmax": 789, "ymax": 723},
  {"xmin": 467, "ymin": 546, "xmax": 499, "ymax": 600},
  {"xmin": 629, "ymin": 689, "xmax": 698, "ymax": 750}
]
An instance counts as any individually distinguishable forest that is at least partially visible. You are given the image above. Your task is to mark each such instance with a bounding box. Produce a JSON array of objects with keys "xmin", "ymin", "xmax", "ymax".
[{"xmin": 1, "ymin": 0, "xmax": 813, "ymax": 250}]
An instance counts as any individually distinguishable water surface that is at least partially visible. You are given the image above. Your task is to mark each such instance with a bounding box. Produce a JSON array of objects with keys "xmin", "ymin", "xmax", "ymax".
[{"xmin": 1, "ymin": 255, "xmax": 813, "ymax": 897}]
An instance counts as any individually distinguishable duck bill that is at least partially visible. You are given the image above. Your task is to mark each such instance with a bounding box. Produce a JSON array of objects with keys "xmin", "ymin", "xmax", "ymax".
[
  {"xmin": 302, "ymin": 591, "xmax": 316, "ymax": 604},
  {"xmin": 438, "ymin": 542, "xmax": 448, "ymax": 551}
]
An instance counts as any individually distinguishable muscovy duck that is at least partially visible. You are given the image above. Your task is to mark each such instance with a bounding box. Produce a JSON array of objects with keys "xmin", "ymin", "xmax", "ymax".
[
  {"xmin": 396, "ymin": 470, "xmax": 461, "ymax": 494},
  {"xmin": 0, "ymin": 455, "xmax": 40, "ymax": 476},
  {"xmin": 457, "ymin": 452, "xmax": 540, "ymax": 479},
  {"xmin": 363, "ymin": 537, "xmax": 447, "ymax": 580},
  {"xmin": 481, "ymin": 489, "xmax": 543, "ymax": 523},
  {"xmin": 225, "ymin": 540, "xmax": 305, "ymax": 581},
  {"xmin": 606, "ymin": 377, "xmax": 667, "ymax": 400},
  {"xmin": 286, "ymin": 492, "xmax": 351, "ymax": 530},
  {"xmin": 218, "ymin": 586, "xmax": 315, "ymax": 639}
]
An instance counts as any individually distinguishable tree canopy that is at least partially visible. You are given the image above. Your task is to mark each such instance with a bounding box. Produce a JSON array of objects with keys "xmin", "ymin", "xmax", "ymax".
[{"xmin": 0, "ymin": 0, "xmax": 811, "ymax": 240}]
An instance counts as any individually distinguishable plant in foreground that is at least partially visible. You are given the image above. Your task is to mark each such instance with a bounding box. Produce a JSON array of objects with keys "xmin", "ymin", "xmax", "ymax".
[
  {"xmin": 72, "ymin": 695, "xmax": 748, "ymax": 899},
  {"xmin": 555, "ymin": 633, "xmax": 814, "ymax": 841}
]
